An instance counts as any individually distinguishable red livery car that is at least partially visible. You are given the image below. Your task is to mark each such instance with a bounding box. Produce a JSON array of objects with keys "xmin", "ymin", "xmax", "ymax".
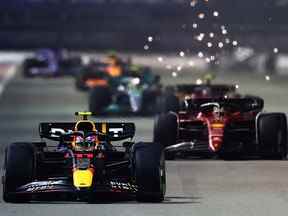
[{"xmin": 154, "ymin": 97, "xmax": 287, "ymax": 159}]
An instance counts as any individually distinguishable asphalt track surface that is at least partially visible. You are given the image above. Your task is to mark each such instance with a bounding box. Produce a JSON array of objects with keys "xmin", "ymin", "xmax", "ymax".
[{"xmin": 1, "ymin": 60, "xmax": 288, "ymax": 216}]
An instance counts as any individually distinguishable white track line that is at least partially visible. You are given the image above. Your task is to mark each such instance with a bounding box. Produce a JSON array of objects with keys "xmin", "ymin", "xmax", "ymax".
[{"xmin": 0, "ymin": 65, "xmax": 17, "ymax": 96}]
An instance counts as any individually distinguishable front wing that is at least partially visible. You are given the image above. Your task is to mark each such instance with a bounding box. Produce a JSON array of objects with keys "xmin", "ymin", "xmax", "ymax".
[{"xmin": 11, "ymin": 178, "xmax": 137, "ymax": 201}]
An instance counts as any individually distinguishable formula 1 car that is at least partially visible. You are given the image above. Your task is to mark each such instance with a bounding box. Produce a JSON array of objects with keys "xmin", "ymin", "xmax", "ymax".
[
  {"xmin": 76, "ymin": 56, "xmax": 161, "ymax": 115},
  {"xmin": 158, "ymin": 73, "xmax": 240, "ymax": 113},
  {"xmin": 154, "ymin": 97, "xmax": 288, "ymax": 160},
  {"xmin": 2, "ymin": 112, "xmax": 165, "ymax": 203},
  {"xmin": 75, "ymin": 54, "xmax": 128, "ymax": 91},
  {"xmin": 22, "ymin": 49, "xmax": 82, "ymax": 77},
  {"xmin": 88, "ymin": 72, "xmax": 161, "ymax": 115}
]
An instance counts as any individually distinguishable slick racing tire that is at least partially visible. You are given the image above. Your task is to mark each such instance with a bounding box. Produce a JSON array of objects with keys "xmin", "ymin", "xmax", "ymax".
[
  {"xmin": 257, "ymin": 113, "xmax": 287, "ymax": 159},
  {"xmin": 22, "ymin": 59, "xmax": 36, "ymax": 78},
  {"xmin": 133, "ymin": 142, "xmax": 166, "ymax": 202},
  {"xmin": 154, "ymin": 112, "xmax": 178, "ymax": 148},
  {"xmin": 154, "ymin": 113, "xmax": 178, "ymax": 160},
  {"xmin": 3, "ymin": 143, "xmax": 35, "ymax": 203},
  {"xmin": 141, "ymin": 89, "xmax": 158, "ymax": 115},
  {"xmin": 75, "ymin": 73, "xmax": 88, "ymax": 91},
  {"xmin": 89, "ymin": 86, "xmax": 112, "ymax": 114},
  {"xmin": 159, "ymin": 93, "xmax": 180, "ymax": 113}
]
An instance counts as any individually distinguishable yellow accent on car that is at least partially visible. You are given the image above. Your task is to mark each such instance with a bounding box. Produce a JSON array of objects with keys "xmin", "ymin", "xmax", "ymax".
[
  {"xmin": 107, "ymin": 66, "xmax": 122, "ymax": 77},
  {"xmin": 74, "ymin": 120, "xmax": 97, "ymax": 132},
  {"xmin": 73, "ymin": 169, "xmax": 93, "ymax": 188},
  {"xmin": 211, "ymin": 123, "xmax": 225, "ymax": 129},
  {"xmin": 102, "ymin": 123, "xmax": 107, "ymax": 134},
  {"xmin": 76, "ymin": 112, "xmax": 92, "ymax": 116}
]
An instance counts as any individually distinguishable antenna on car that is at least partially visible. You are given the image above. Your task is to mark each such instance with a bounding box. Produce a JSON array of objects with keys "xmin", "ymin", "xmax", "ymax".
[{"xmin": 75, "ymin": 112, "xmax": 92, "ymax": 120}]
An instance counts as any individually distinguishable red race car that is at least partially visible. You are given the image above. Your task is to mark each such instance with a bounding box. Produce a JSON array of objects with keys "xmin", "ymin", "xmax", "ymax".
[{"xmin": 154, "ymin": 97, "xmax": 287, "ymax": 159}]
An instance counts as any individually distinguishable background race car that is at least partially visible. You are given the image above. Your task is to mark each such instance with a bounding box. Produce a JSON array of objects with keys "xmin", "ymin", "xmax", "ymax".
[
  {"xmin": 159, "ymin": 83, "xmax": 239, "ymax": 113},
  {"xmin": 88, "ymin": 73, "xmax": 161, "ymax": 115},
  {"xmin": 22, "ymin": 49, "xmax": 83, "ymax": 77},
  {"xmin": 2, "ymin": 112, "xmax": 166, "ymax": 203},
  {"xmin": 154, "ymin": 96, "xmax": 288, "ymax": 160},
  {"xmin": 75, "ymin": 54, "xmax": 162, "ymax": 115},
  {"xmin": 157, "ymin": 73, "xmax": 240, "ymax": 113},
  {"xmin": 75, "ymin": 54, "xmax": 129, "ymax": 91}
]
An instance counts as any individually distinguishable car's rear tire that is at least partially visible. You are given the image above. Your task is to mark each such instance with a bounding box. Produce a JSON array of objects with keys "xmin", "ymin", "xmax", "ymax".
[
  {"xmin": 3, "ymin": 143, "xmax": 35, "ymax": 203},
  {"xmin": 22, "ymin": 59, "xmax": 36, "ymax": 78},
  {"xmin": 154, "ymin": 113, "xmax": 178, "ymax": 160},
  {"xmin": 89, "ymin": 86, "xmax": 112, "ymax": 114},
  {"xmin": 160, "ymin": 93, "xmax": 180, "ymax": 113},
  {"xmin": 75, "ymin": 72, "xmax": 88, "ymax": 91},
  {"xmin": 257, "ymin": 113, "xmax": 287, "ymax": 159},
  {"xmin": 133, "ymin": 142, "xmax": 166, "ymax": 202},
  {"xmin": 141, "ymin": 89, "xmax": 159, "ymax": 115}
]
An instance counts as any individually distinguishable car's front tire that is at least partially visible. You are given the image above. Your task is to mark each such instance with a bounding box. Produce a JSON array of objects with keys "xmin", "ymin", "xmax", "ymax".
[
  {"xmin": 89, "ymin": 86, "xmax": 112, "ymax": 114},
  {"xmin": 158, "ymin": 93, "xmax": 180, "ymax": 113},
  {"xmin": 3, "ymin": 143, "xmax": 35, "ymax": 203},
  {"xmin": 133, "ymin": 142, "xmax": 166, "ymax": 202}
]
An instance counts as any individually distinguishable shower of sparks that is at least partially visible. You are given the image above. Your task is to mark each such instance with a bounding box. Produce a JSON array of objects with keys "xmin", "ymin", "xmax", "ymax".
[
  {"xmin": 172, "ymin": 71, "xmax": 178, "ymax": 77},
  {"xmin": 147, "ymin": 36, "xmax": 153, "ymax": 42},
  {"xmin": 143, "ymin": 0, "xmax": 243, "ymax": 75},
  {"xmin": 190, "ymin": 0, "xmax": 197, "ymax": 7},
  {"xmin": 196, "ymin": 79, "xmax": 203, "ymax": 85},
  {"xmin": 198, "ymin": 13, "xmax": 205, "ymax": 19},
  {"xmin": 213, "ymin": 11, "xmax": 219, "ymax": 17},
  {"xmin": 218, "ymin": 42, "xmax": 224, "ymax": 48},
  {"xmin": 144, "ymin": 45, "xmax": 149, "ymax": 50},
  {"xmin": 197, "ymin": 35, "xmax": 204, "ymax": 41},
  {"xmin": 222, "ymin": 29, "xmax": 228, "ymax": 35},
  {"xmin": 198, "ymin": 52, "xmax": 204, "ymax": 58},
  {"xmin": 232, "ymin": 40, "xmax": 238, "ymax": 46},
  {"xmin": 177, "ymin": 66, "xmax": 183, "ymax": 71}
]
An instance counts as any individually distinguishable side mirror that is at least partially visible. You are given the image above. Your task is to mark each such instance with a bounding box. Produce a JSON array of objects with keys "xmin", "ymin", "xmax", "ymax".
[{"xmin": 243, "ymin": 97, "xmax": 264, "ymax": 112}]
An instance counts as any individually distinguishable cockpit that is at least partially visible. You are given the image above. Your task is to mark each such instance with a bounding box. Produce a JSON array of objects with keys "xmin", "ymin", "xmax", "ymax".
[{"xmin": 73, "ymin": 120, "xmax": 98, "ymax": 151}]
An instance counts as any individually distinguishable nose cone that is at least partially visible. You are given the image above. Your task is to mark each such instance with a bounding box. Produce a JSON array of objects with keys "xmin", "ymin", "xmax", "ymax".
[
  {"xmin": 210, "ymin": 136, "xmax": 223, "ymax": 152},
  {"xmin": 73, "ymin": 169, "xmax": 93, "ymax": 188},
  {"xmin": 208, "ymin": 121, "xmax": 225, "ymax": 152}
]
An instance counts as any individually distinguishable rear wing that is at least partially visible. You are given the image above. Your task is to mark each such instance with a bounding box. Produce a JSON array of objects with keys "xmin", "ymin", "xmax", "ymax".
[
  {"xmin": 174, "ymin": 84, "xmax": 236, "ymax": 94},
  {"xmin": 186, "ymin": 97, "xmax": 264, "ymax": 113},
  {"xmin": 39, "ymin": 122, "xmax": 135, "ymax": 141}
]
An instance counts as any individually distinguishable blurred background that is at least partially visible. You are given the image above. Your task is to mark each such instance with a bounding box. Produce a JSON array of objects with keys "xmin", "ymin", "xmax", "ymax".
[{"xmin": 1, "ymin": 0, "xmax": 288, "ymax": 74}]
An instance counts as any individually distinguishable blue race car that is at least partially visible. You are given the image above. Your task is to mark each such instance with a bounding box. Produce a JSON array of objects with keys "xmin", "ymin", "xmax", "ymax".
[{"xmin": 22, "ymin": 49, "xmax": 82, "ymax": 77}]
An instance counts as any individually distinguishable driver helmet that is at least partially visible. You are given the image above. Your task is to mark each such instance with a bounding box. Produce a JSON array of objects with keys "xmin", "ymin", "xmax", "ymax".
[{"xmin": 75, "ymin": 133, "xmax": 97, "ymax": 150}]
